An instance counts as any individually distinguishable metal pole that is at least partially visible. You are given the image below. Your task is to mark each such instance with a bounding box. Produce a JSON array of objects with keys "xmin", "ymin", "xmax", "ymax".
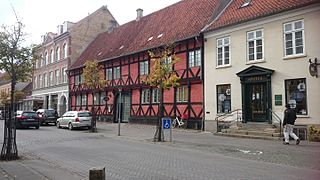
[{"xmin": 118, "ymin": 89, "xmax": 122, "ymax": 136}]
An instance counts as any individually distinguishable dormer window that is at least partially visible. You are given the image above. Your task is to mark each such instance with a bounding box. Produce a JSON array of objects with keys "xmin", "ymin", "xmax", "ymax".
[{"xmin": 240, "ymin": 0, "xmax": 251, "ymax": 8}]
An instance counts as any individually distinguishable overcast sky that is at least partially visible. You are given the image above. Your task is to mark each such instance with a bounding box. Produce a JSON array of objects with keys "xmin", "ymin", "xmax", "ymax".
[{"xmin": 0, "ymin": 0, "xmax": 181, "ymax": 45}]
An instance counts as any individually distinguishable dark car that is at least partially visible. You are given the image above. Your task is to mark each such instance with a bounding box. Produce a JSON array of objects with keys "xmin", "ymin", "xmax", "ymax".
[
  {"xmin": 15, "ymin": 111, "xmax": 40, "ymax": 129},
  {"xmin": 36, "ymin": 109, "xmax": 58, "ymax": 125}
]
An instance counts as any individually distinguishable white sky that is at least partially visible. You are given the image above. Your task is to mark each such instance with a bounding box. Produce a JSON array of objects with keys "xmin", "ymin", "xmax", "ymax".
[{"xmin": 0, "ymin": 0, "xmax": 181, "ymax": 45}]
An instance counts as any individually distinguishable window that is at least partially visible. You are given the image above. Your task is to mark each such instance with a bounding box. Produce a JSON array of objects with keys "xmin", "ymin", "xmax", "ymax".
[
  {"xmin": 34, "ymin": 76, "xmax": 37, "ymax": 89},
  {"xmin": 113, "ymin": 67, "xmax": 120, "ymax": 79},
  {"xmin": 217, "ymin": 84, "xmax": 231, "ymax": 113},
  {"xmin": 50, "ymin": 49, "xmax": 54, "ymax": 63},
  {"xmin": 38, "ymin": 75, "xmax": 41, "ymax": 88},
  {"xmin": 188, "ymin": 49, "xmax": 201, "ymax": 67},
  {"xmin": 93, "ymin": 93, "xmax": 100, "ymax": 105},
  {"xmin": 217, "ymin": 37, "xmax": 230, "ymax": 66},
  {"xmin": 285, "ymin": 78, "xmax": 307, "ymax": 115},
  {"xmin": 62, "ymin": 67, "xmax": 67, "ymax": 83},
  {"xmin": 63, "ymin": 43, "xmax": 67, "ymax": 59},
  {"xmin": 247, "ymin": 29, "xmax": 264, "ymax": 61},
  {"xmin": 152, "ymin": 88, "xmax": 160, "ymax": 103},
  {"xmin": 55, "ymin": 69, "xmax": 60, "ymax": 85},
  {"xmin": 42, "ymin": 74, "xmax": 46, "ymax": 87},
  {"xmin": 38, "ymin": 54, "xmax": 42, "ymax": 68},
  {"xmin": 106, "ymin": 68, "xmax": 112, "ymax": 80},
  {"xmin": 55, "ymin": 47, "xmax": 60, "ymax": 61},
  {"xmin": 49, "ymin": 71, "xmax": 53, "ymax": 86},
  {"xmin": 39, "ymin": 75, "xmax": 43, "ymax": 88},
  {"xmin": 100, "ymin": 93, "xmax": 106, "ymax": 105},
  {"xmin": 141, "ymin": 89, "xmax": 150, "ymax": 104},
  {"xmin": 81, "ymin": 94, "xmax": 87, "ymax": 106},
  {"xmin": 139, "ymin": 61, "xmax": 149, "ymax": 75},
  {"xmin": 76, "ymin": 96, "xmax": 81, "ymax": 106},
  {"xmin": 44, "ymin": 51, "xmax": 48, "ymax": 65},
  {"xmin": 44, "ymin": 73, "xmax": 48, "ymax": 87},
  {"xmin": 284, "ymin": 20, "xmax": 304, "ymax": 56},
  {"xmin": 75, "ymin": 75, "xmax": 80, "ymax": 85},
  {"xmin": 176, "ymin": 86, "xmax": 188, "ymax": 102}
]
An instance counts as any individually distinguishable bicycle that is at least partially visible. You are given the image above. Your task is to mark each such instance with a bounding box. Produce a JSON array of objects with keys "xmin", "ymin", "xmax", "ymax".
[{"xmin": 172, "ymin": 116, "xmax": 187, "ymax": 129}]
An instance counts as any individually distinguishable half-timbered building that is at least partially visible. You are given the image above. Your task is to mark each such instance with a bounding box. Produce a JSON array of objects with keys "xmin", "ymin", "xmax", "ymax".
[{"xmin": 68, "ymin": 0, "xmax": 232, "ymax": 129}]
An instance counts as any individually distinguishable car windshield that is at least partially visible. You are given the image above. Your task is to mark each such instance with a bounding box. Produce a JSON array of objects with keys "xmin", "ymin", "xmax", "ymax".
[
  {"xmin": 78, "ymin": 112, "xmax": 91, "ymax": 117},
  {"xmin": 22, "ymin": 112, "xmax": 37, "ymax": 117},
  {"xmin": 46, "ymin": 110, "xmax": 56, "ymax": 116}
]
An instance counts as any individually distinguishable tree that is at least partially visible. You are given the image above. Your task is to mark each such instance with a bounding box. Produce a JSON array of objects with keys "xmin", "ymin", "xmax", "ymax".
[
  {"xmin": 0, "ymin": 21, "xmax": 35, "ymax": 160},
  {"xmin": 83, "ymin": 60, "xmax": 106, "ymax": 132},
  {"xmin": 144, "ymin": 45, "xmax": 180, "ymax": 142},
  {"xmin": 0, "ymin": 90, "xmax": 25, "ymax": 106}
]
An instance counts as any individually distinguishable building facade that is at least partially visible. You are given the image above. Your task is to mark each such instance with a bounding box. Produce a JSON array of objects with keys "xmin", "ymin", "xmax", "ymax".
[
  {"xmin": 203, "ymin": 0, "xmax": 320, "ymax": 131},
  {"xmin": 68, "ymin": 0, "xmax": 232, "ymax": 129},
  {"xmin": 32, "ymin": 6, "xmax": 118, "ymax": 116}
]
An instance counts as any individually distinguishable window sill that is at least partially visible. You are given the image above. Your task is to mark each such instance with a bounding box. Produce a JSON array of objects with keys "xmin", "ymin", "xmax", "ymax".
[
  {"xmin": 216, "ymin": 64, "xmax": 231, "ymax": 69},
  {"xmin": 283, "ymin": 54, "xmax": 307, "ymax": 60},
  {"xmin": 245, "ymin": 59, "xmax": 266, "ymax": 65}
]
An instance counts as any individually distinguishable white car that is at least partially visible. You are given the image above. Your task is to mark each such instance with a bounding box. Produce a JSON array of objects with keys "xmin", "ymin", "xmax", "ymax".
[{"xmin": 56, "ymin": 111, "xmax": 92, "ymax": 130}]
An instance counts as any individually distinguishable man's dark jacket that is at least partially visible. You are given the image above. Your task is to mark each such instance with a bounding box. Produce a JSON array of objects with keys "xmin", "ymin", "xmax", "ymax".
[{"xmin": 283, "ymin": 108, "xmax": 297, "ymax": 126}]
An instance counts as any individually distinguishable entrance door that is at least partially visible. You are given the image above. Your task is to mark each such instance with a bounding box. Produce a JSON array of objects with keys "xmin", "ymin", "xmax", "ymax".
[
  {"xmin": 245, "ymin": 83, "xmax": 268, "ymax": 122},
  {"xmin": 115, "ymin": 93, "xmax": 131, "ymax": 123}
]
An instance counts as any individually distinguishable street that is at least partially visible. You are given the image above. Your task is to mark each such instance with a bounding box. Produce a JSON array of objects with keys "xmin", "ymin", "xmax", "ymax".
[{"xmin": 0, "ymin": 122, "xmax": 320, "ymax": 180}]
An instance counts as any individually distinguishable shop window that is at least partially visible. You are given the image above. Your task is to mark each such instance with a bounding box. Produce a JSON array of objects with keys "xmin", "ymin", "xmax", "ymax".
[
  {"xmin": 285, "ymin": 78, "xmax": 307, "ymax": 115},
  {"xmin": 217, "ymin": 84, "xmax": 231, "ymax": 113}
]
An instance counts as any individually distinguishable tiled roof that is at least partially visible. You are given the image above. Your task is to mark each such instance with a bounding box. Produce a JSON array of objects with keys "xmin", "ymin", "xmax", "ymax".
[
  {"xmin": 205, "ymin": 0, "xmax": 319, "ymax": 32},
  {"xmin": 70, "ymin": 0, "xmax": 231, "ymax": 70}
]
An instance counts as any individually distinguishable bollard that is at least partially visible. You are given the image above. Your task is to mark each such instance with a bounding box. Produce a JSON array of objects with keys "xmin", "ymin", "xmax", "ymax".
[{"xmin": 89, "ymin": 167, "xmax": 105, "ymax": 180}]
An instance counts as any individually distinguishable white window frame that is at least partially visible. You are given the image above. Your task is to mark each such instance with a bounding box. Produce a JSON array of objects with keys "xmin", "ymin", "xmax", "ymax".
[
  {"xmin": 63, "ymin": 43, "xmax": 68, "ymax": 59},
  {"xmin": 152, "ymin": 88, "xmax": 160, "ymax": 103},
  {"xmin": 247, "ymin": 29, "xmax": 264, "ymax": 62},
  {"xmin": 50, "ymin": 49, "xmax": 54, "ymax": 63},
  {"xmin": 283, "ymin": 20, "xmax": 305, "ymax": 57},
  {"xmin": 113, "ymin": 67, "xmax": 120, "ymax": 79},
  {"xmin": 141, "ymin": 89, "xmax": 150, "ymax": 104},
  {"xmin": 216, "ymin": 37, "xmax": 230, "ymax": 67},
  {"xmin": 76, "ymin": 96, "xmax": 81, "ymax": 106},
  {"xmin": 49, "ymin": 71, "xmax": 53, "ymax": 86},
  {"xmin": 34, "ymin": 76, "xmax": 37, "ymax": 89},
  {"xmin": 39, "ymin": 74, "xmax": 43, "ymax": 88},
  {"xmin": 81, "ymin": 94, "xmax": 87, "ymax": 106},
  {"xmin": 106, "ymin": 68, "xmax": 112, "ymax": 80},
  {"xmin": 55, "ymin": 46, "xmax": 60, "ymax": 61},
  {"xmin": 93, "ymin": 93, "xmax": 100, "ymax": 105},
  {"xmin": 188, "ymin": 49, "xmax": 201, "ymax": 67},
  {"xmin": 62, "ymin": 67, "xmax": 67, "ymax": 83},
  {"xmin": 44, "ymin": 73, "xmax": 48, "ymax": 87},
  {"xmin": 55, "ymin": 69, "xmax": 60, "ymax": 85},
  {"xmin": 139, "ymin": 61, "xmax": 149, "ymax": 75},
  {"xmin": 176, "ymin": 86, "xmax": 188, "ymax": 103},
  {"xmin": 44, "ymin": 51, "xmax": 48, "ymax": 65}
]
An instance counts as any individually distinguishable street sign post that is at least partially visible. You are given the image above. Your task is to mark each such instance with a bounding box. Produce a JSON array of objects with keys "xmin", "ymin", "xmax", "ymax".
[{"xmin": 162, "ymin": 117, "xmax": 172, "ymax": 142}]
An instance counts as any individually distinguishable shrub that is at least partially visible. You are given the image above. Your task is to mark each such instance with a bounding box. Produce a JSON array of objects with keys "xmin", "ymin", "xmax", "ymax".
[{"xmin": 308, "ymin": 125, "xmax": 320, "ymax": 142}]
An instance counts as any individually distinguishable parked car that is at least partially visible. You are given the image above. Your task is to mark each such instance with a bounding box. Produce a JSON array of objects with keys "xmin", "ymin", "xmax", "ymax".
[
  {"xmin": 15, "ymin": 110, "xmax": 40, "ymax": 129},
  {"xmin": 36, "ymin": 109, "xmax": 58, "ymax": 125},
  {"xmin": 56, "ymin": 111, "xmax": 92, "ymax": 130}
]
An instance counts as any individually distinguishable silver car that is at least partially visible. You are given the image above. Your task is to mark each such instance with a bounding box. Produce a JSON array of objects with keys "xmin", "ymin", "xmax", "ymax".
[{"xmin": 56, "ymin": 111, "xmax": 92, "ymax": 130}]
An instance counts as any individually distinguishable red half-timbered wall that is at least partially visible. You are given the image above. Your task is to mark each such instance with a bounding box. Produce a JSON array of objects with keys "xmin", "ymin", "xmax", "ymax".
[{"xmin": 69, "ymin": 37, "xmax": 204, "ymax": 129}]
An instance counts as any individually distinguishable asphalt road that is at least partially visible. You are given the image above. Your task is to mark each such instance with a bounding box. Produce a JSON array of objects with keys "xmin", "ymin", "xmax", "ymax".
[{"xmin": 1, "ymin": 122, "xmax": 320, "ymax": 180}]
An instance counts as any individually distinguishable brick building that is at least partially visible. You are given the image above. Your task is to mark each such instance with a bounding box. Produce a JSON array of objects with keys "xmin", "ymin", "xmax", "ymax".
[
  {"xmin": 68, "ymin": 0, "xmax": 231, "ymax": 129},
  {"xmin": 32, "ymin": 6, "xmax": 118, "ymax": 116}
]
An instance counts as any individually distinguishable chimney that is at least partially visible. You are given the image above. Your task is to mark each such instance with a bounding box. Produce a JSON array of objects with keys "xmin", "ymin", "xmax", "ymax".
[{"xmin": 136, "ymin": 8, "xmax": 143, "ymax": 21}]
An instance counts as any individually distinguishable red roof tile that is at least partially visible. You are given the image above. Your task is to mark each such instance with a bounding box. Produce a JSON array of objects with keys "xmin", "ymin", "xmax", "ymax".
[
  {"xmin": 206, "ymin": 0, "xmax": 319, "ymax": 31},
  {"xmin": 70, "ymin": 0, "xmax": 231, "ymax": 70}
]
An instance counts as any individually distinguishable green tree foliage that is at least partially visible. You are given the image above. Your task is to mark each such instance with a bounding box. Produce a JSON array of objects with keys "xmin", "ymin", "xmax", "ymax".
[
  {"xmin": 0, "ymin": 90, "xmax": 25, "ymax": 106},
  {"xmin": 83, "ymin": 60, "xmax": 106, "ymax": 132},
  {"xmin": 0, "ymin": 20, "xmax": 35, "ymax": 160},
  {"xmin": 83, "ymin": 60, "xmax": 106, "ymax": 89},
  {"xmin": 143, "ymin": 45, "xmax": 180, "ymax": 141}
]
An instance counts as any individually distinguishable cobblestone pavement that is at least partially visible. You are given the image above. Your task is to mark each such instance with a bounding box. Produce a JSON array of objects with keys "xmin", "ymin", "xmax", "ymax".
[{"xmin": 0, "ymin": 121, "xmax": 319, "ymax": 180}]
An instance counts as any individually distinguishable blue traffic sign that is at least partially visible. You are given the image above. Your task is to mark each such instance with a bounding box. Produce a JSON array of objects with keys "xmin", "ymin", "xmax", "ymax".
[{"xmin": 162, "ymin": 118, "xmax": 171, "ymax": 129}]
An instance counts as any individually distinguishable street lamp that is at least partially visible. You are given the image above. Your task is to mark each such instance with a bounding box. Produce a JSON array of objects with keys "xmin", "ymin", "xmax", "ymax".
[{"xmin": 118, "ymin": 88, "xmax": 122, "ymax": 136}]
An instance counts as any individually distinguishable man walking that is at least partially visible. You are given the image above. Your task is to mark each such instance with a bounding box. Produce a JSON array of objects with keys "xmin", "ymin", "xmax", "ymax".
[{"xmin": 283, "ymin": 104, "xmax": 300, "ymax": 145}]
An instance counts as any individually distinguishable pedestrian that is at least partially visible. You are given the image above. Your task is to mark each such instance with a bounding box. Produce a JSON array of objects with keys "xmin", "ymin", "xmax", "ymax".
[{"xmin": 283, "ymin": 104, "xmax": 300, "ymax": 145}]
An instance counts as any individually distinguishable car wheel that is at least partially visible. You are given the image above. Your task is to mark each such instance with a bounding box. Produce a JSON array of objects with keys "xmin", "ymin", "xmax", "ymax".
[
  {"xmin": 56, "ymin": 122, "xmax": 61, "ymax": 129},
  {"xmin": 35, "ymin": 125, "xmax": 39, "ymax": 129},
  {"xmin": 68, "ymin": 123, "xmax": 73, "ymax": 130},
  {"xmin": 54, "ymin": 122, "xmax": 57, "ymax": 126}
]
